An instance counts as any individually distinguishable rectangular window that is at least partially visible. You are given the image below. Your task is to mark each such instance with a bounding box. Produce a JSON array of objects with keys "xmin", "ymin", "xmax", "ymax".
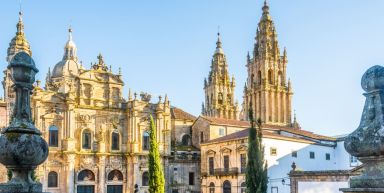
[
  {"xmin": 49, "ymin": 130, "xmax": 58, "ymax": 147},
  {"xmin": 292, "ymin": 150, "xmax": 297, "ymax": 158},
  {"xmin": 219, "ymin": 128, "xmax": 225, "ymax": 136},
  {"xmin": 270, "ymin": 147, "xmax": 277, "ymax": 156},
  {"xmin": 310, "ymin": 151, "xmax": 315, "ymax": 159},
  {"xmin": 326, "ymin": 153, "xmax": 331, "ymax": 160},
  {"xmin": 209, "ymin": 157, "xmax": 214, "ymax": 175},
  {"xmin": 172, "ymin": 190, "xmax": 179, "ymax": 193},
  {"xmin": 240, "ymin": 154, "xmax": 247, "ymax": 173},
  {"xmin": 271, "ymin": 187, "xmax": 278, "ymax": 193},
  {"xmin": 189, "ymin": 172, "xmax": 194, "ymax": 185},
  {"xmin": 200, "ymin": 132, "xmax": 204, "ymax": 143},
  {"xmin": 350, "ymin": 155, "xmax": 358, "ymax": 166},
  {"xmin": 224, "ymin": 155, "xmax": 229, "ymax": 171}
]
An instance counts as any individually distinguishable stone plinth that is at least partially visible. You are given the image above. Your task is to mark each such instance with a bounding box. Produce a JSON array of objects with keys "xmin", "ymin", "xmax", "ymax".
[
  {"xmin": 340, "ymin": 188, "xmax": 384, "ymax": 193},
  {"xmin": 0, "ymin": 183, "xmax": 44, "ymax": 193}
]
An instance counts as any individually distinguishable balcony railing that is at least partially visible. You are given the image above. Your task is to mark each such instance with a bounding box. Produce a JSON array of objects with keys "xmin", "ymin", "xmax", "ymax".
[{"xmin": 213, "ymin": 167, "xmax": 239, "ymax": 176}]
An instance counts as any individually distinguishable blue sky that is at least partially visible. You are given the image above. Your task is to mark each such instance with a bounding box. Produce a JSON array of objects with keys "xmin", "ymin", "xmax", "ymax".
[{"xmin": 1, "ymin": 0, "xmax": 384, "ymax": 136}]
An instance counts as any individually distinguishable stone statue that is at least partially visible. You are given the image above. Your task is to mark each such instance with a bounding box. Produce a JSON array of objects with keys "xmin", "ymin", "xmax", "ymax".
[
  {"xmin": 342, "ymin": 65, "xmax": 384, "ymax": 193},
  {"xmin": 0, "ymin": 52, "xmax": 49, "ymax": 193}
]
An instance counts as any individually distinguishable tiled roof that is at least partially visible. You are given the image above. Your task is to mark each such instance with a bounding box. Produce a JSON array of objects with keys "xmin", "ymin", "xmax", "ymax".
[
  {"xmin": 171, "ymin": 107, "xmax": 196, "ymax": 121},
  {"xmin": 204, "ymin": 128, "xmax": 314, "ymax": 144},
  {"xmin": 200, "ymin": 116, "xmax": 250, "ymax": 127},
  {"xmin": 202, "ymin": 123, "xmax": 336, "ymax": 144},
  {"xmin": 263, "ymin": 124, "xmax": 336, "ymax": 141}
]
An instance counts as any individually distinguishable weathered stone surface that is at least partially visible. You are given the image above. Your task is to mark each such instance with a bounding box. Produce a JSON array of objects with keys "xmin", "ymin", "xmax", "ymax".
[
  {"xmin": 342, "ymin": 65, "xmax": 384, "ymax": 192},
  {"xmin": 0, "ymin": 52, "xmax": 49, "ymax": 193}
]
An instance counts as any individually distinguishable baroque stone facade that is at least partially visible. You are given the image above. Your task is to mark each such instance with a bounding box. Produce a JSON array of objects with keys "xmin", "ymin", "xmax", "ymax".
[{"xmin": 1, "ymin": 12, "xmax": 200, "ymax": 193}]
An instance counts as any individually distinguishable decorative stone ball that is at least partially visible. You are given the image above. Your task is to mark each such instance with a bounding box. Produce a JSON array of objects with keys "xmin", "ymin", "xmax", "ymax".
[
  {"xmin": 8, "ymin": 52, "xmax": 39, "ymax": 85},
  {"xmin": 361, "ymin": 65, "xmax": 384, "ymax": 92},
  {"xmin": 0, "ymin": 133, "xmax": 48, "ymax": 169}
]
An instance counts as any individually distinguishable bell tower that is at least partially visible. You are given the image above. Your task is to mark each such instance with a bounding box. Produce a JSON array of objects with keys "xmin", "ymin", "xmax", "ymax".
[
  {"xmin": 2, "ymin": 11, "xmax": 32, "ymax": 125},
  {"xmin": 243, "ymin": 1, "xmax": 293, "ymax": 127},
  {"xmin": 203, "ymin": 33, "xmax": 239, "ymax": 120}
]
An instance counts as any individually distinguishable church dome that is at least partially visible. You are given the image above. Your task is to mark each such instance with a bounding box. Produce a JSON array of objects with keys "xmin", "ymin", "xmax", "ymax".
[
  {"xmin": 51, "ymin": 27, "xmax": 81, "ymax": 78},
  {"xmin": 51, "ymin": 59, "xmax": 80, "ymax": 78}
]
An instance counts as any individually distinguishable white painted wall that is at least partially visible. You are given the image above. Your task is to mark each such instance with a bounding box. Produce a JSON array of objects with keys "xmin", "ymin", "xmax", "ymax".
[
  {"xmin": 298, "ymin": 182, "xmax": 348, "ymax": 193},
  {"xmin": 262, "ymin": 138, "xmax": 355, "ymax": 193}
]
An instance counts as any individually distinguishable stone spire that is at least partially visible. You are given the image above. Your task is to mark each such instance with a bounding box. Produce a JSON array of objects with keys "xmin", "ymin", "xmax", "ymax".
[
  {"xmin": 7, "ymin": 11, "xmax": 32, "ymax": 63},
  {"xmin": 3, "ymin": 11, "xmax": 32, "ymax": 123},
  {"xmin": 243, "ymin": 1, "xmax": 293, "ymax": 126},
  {"xmin": 63, "ymin": 27, "xmax": 78, "ymax": 61},
  {"xmin": 203, "ymin": 32, "xmax": 238, "ymax": 120}
]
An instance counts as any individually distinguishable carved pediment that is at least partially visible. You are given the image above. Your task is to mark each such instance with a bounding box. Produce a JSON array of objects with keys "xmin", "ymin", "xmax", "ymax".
[
  {"xmin": 220, "ymin": 147, "xmax": 232, "ymax": 153},
  {"xmin": 236, "ymin": 144, "xmax": 248, "ymax": 152},
  {"xmin": 206, "ymin": 149, "xmax": 216, "ymax": 155}
]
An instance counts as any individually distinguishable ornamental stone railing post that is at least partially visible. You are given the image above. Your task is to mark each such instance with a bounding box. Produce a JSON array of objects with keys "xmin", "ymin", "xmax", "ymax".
[
  {"xmin": 0, "ymin": 52, "xmax": 49, "ymax": 193},
  {"xmin": 341, "ymin": 65, "xmax": 384, "ymax": 193}
]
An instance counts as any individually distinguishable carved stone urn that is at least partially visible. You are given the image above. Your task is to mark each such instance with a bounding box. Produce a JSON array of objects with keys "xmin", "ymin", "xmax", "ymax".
[
  {"xmin": 342, "ymin": 65, "xmax": 384, "ymax": 193},
  {"xmin": 0, "ymin": 52, "xmax": 48, "ymax": 193}
]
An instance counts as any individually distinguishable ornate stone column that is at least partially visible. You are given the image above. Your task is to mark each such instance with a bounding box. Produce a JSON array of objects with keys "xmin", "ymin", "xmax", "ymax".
[
  {"xmin": 341, "ymin": 65, "xmax": 384, "ymax": 193},
  {"xmin": 0, "ymin": 52, "xmax": 49, "ymax": 193},
  {"xmin": 66, "ymin": 154, "xmax": 75, "ymax": 193},
  {"xmin": 98, "ymin": 156, "xmax": 106, "ymax": 193}
]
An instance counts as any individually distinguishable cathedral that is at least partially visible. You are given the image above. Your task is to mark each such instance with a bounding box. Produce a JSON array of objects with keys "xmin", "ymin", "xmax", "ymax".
[
  {"xmin": 0, "ymin": 1, "xmax": 355, "ymax": 193},
  {"xmin": 1, "ymin": 11, "xmax": 200, "ymax": 193}
]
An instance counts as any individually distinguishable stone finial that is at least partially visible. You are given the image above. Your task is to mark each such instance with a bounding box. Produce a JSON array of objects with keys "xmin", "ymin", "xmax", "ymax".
[
  {"xmin": 140, "ymin": 92, "xmax": 151, "ymax": 102},
  {"xmin": 343, "ymin": 65, "xmax": 384, "ymax": 190},
  {"xmin": 0, "ymin": 52, "xmax": 48, "ymax": 193}
]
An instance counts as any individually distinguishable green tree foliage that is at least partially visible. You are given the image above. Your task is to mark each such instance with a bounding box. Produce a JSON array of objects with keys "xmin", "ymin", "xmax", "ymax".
[
  {"xmin": 7, "ymin": 169, "xmax": 38, "ymax": 182},
  {"xmin": 148, "ymin": 115, "xmax": 165, "ymax": 193},
  {"xmin": 246, "ymin": 106, "xmax": 268, "ymax": 193}
]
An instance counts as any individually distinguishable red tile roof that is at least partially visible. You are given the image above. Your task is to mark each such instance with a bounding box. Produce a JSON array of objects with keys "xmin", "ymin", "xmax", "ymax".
[
  {"xmin": 171, "ymin": 107, "xmax": 197, "ymax": 121},
  {"xmin": 200, "ymin": 116, "xmax": 250, "ymax": 127},
  {"xmin": 198, "ymin": 117, "xmax": 336, "ymax": 144}
]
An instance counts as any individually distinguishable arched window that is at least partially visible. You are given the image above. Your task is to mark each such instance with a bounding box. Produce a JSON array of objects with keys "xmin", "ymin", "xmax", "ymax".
[
  {"xmin": 223, "ymin": 181, "xmax": 231, "ymax": 193},
  {"xmin": 107, "ymin": 170, "xmax": 123, "ymax": 181},
  {"xmin": 218, "ymin": 93, "xmax": 223, "ymax": 105},
  {"xmin": 209, "ymin": 182, "xmax": 215, "ymax": 193},
  {"xmin": 78, "ymin": 170, "xmax": 95, "ymax": 181},
  {"xmin": 112, "ymin": 88, "xmax": 120, "ymax": 100},
  {"xmin": 227, "ymin": 94, "xmax": 231, "ymax": 104},
  {"xmin": 268, "ymin": 69, "xmax": 273, "ymax": 84},
  {"xmin": 181, "ymin": 134, "xmax": 191, "ymax": 146},
  {"xmin": 143, "ymin": 131, "xmax": 150, "ymax": 150},
  {"xmin": 82, "ymin": 130, "xmax": 92, "ymax": 149},
  {"xmin": 142, "ymin": 172, "xmax": 149, "ymax": 186},
  {"xmin": 241, "ymin": 182, "xmax": 246, "ymax": 193},
  {"xmin": 258, "ymin": 71, "xmax": 262, "ymax": 85},
  {"xmin": 48, "ymin": 171, "xmax": 58, "ymax": 187},
  {"xmin": 278, "ymin": 71, "xmax": 283, "ymax": 86},
  {"xmin": 49, "ymin": 125, "xmax": 59, "ymax": 147},
  {"xmin": 111, "ymin": 131, "xmax": 120, "ymax": 151},
  {"xmin": 251, "ymin": 74, "xmax": 255, "ymax": 86}
]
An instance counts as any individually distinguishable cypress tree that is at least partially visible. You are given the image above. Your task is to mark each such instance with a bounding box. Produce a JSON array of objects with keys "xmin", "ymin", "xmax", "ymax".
[
  {"xmin": 148, "ymin": 115, "xmax": 165, "ymax": 193},
  {"xmin": 246, "ymin": 106, "xmax": 268, "ymax": 193}
]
